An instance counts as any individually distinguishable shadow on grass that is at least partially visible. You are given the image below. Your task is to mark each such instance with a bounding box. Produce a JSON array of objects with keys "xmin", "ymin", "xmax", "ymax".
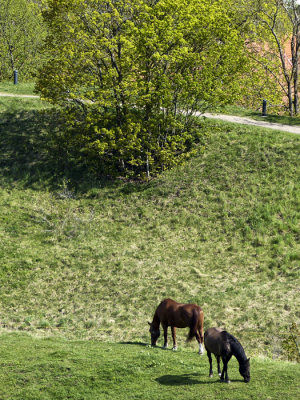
[
  {"xmin": 0, "ymin": 109, "xmax": 78, "ymax": 188},
  {"xmin": 0, "ymin": 107, "xmax": 202, "ymax": 197},
  {"xmin": 120, "ymin": 341, "xmax": 149, "ymax": 347},
  {"xmin": 156, "ymin": 373, "xmax": 216, "ymax": 386},
  {"xmin": 0, "ymin": 109, "xmax": 145, "ymax": 194},
  {"xmin": 156, "ymin": 374, "xmax": 243, "ymax": 386}
]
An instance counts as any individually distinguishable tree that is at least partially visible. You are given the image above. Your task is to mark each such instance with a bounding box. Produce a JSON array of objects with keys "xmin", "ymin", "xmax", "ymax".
[
  {"xmin": 248, "ymin": 0, "xmax": 300, "ymax": 115},
  {"xmin": 0, "ymin": 0, "xmax": 46, "ymax": 80},
  {"xmin": 37, "ymin": 0, "xmax": 249, "ymax": 178}
]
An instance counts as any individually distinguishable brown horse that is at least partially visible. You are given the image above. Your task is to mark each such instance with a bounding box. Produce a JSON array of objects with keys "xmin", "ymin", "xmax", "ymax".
[
  {"xmin": 204, "ymin": 327, "xmax": 250, "ymax": 383},
  {"xmin": 148, "ymin": 298, "xmax": 204, "ymax": 354}
]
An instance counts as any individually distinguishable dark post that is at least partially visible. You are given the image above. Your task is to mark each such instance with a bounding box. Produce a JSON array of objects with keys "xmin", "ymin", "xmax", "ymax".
[
  {"xmin": 262, "ymin": 99, "xmax": 267, "ymax": 116},
  {"xmin": 14, "ymin": 70, "xmax": 18, "ymax": 85}
]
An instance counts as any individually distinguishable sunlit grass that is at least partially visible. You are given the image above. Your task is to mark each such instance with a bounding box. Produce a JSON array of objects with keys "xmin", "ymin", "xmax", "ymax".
[
  {"xmin": 0, "ymin": 334, "xmax": 298, "ymax": 400},
  {"xmin": 0, "ymin": 102, "xmax": 299, "ymax": 363},
  {"xmin": 0, "ymin": 81, "xmax": 36, "ymax": 95}
]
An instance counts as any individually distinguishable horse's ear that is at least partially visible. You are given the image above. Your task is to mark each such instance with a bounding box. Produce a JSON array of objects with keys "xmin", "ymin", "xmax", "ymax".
[
  {"xmin": 148, "ymin": 322, "xmax": 151, "ymax": 326},
  {"xmin": 247, "ymin": 358, "xmax": 250, "ymax": 362}
]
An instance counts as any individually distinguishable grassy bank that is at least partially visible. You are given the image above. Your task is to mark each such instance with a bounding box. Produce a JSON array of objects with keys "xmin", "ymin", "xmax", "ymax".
[
  {"xmin": 0, "ymin": 334, "xmax": 299, "ymax": 400},
  {"xmin": 0, "ymin": 95, "xmax": 299, "ymax": 362}
]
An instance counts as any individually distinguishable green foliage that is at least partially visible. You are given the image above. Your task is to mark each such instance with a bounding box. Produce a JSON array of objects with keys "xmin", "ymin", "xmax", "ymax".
[
  {"xmin": 242, "ymin": 0, "xmax": 300, "ymax": 115},
  {"xmin": 0, "ymin": 0, "xmax": 46, "ymax": 81},
  {"xmin": 37, "ymin": 0, "xmax": 249, "ymax": 177},
  {"xmin": 223, "ymin": 0, "xmax": 284, "ymax": 110}
]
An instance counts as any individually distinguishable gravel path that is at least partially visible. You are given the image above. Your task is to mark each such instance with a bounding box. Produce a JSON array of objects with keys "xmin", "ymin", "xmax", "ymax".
[
  {"xmin": 0, "ymin": 92, "xmax": 39, "ymax": 98},
  {"xmin": 202, "ymin": 112, "xmax": 300, "ymax": 135}
]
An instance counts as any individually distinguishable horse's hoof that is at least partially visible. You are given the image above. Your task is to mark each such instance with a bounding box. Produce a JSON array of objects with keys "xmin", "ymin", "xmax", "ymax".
[
  {"xmin": 172, "ymin": 346, "xmax": 177, "ymax": 351},
  {"xmin": 225, "ymin": 380, "xmax": 230, "ymax": 384},
  {"xmin": 209, "ymin": 374, "xmax": 213, "ymax": 378}
]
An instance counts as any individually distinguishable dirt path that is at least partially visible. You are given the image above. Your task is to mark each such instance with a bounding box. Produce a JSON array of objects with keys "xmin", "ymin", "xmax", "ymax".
[
  {"xmin": 1, "ymin": 92, "xmax": 300, "ymax": 134},
  {"xmin": 202, "ymin": 112, "xmax": 300, "ymax": 135},
  {"xmin": 0, "ymin": 92, "xmax": 39, "ymax": 98}
]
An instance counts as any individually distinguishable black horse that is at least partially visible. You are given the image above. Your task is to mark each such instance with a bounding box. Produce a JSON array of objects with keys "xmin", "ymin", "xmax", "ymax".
[{"xmin": 204, "ymin": 327, "xmax": 250, "ymax": 383}]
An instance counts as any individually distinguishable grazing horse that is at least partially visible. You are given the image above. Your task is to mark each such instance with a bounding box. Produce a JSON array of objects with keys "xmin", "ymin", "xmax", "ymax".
[
  {"xmin": 204, "ymin": 327, "xmax": 250, "ymax": 383},
  {"xmin": 148, "ymin": 298, "xmax": 204, "ymax": 354}
]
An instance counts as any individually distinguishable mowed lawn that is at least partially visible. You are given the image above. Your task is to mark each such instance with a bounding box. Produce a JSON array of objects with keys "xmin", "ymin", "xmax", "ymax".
[
  {"xmin": 0, "ymin": 334, "xmax": 299, "ymax": 400},
  {"xmin": 0, "ymin": 89, "xmax": 299, "ymax": 398}
]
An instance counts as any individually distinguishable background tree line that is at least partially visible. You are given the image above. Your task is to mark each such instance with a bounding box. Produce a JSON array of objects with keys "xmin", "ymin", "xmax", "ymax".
[
  {"xmin": 1, "ymin": 0, "xmax": 299, "ymax": 177},
  {"xmin": 0, "ymin": 0, "xmax": 46, "ymax": 81}
]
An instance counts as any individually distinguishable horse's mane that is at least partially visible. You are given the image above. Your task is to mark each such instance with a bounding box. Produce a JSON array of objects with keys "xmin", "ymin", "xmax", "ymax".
[
  {"xmin": 222, "ymin": 331, "xmax": 248, "ymax": 363},
  {"xmin": 152, "ymin": 310, "xmax": 160, "ymax": 327}
]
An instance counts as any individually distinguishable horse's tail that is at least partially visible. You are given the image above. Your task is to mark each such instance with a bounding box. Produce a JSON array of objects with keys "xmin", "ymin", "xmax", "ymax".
[{"xmin": 187, "ymin": 308, "xmax": 202, "ymax": 342}]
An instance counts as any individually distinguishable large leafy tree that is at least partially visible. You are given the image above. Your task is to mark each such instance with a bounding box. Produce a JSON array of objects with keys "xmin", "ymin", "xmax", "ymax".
[
  {"xmin": 0, "ymin": 0, "xmax": 46, "ymax": 80},
  {"xmin": 37, "ymin": 0, "xmax": 249, "ymax": 178}
]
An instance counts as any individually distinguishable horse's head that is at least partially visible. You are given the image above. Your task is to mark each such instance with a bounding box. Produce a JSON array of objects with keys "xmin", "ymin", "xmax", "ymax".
[
  {"xmin": 239, "ymin": 358, "xmax": 250, "ymax": 383},
  {"xmin": 148, "ymin": 322, "xmax": 160, "ymax": 346}
]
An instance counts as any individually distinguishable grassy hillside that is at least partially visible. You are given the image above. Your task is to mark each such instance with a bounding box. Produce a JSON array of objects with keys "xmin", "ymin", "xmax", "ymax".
[{"xmin": 0, "ymin": 93, "xmax": 299, "ymax": 365}]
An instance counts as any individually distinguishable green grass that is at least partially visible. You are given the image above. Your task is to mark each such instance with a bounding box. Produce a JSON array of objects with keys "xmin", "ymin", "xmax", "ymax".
[
  {"xmin": 0, "ymin": 81, "xmax": 36, "ymax": 95},
  {"xmin": 0, "ymin": 80, "xmax": 52, "ymax": 113},
  {"xmin": 0, "ymin": 81, "xmax": 52, "ymax": 112},
  {"xmin": 0, "ymin": 334, "xmax": 298, "ymax": 400},
  {"xmin": 213, "ymin": 104, "xmax": 300, "ymax": 126},
  {"xmin": 0, "ymin": 97, "xmax": 52, "ymax": 112},
  {"xmin": 0, "ymin": 94, "xmax": 299, "ymax": 397},
  {"xmin": 0, "ymin": 107, "xmax": 299, "ymax": 356}
]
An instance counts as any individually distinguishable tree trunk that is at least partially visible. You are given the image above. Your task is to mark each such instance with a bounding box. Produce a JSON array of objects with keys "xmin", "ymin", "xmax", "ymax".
[
  {"xmin": 293, "ymin": 34, "xmax": 300, "ymax": 115},
  {"xmin": 294, "ymin": 79, "xmax": 299, "ymax": 115},
  {"xmin": 287, "ymin": 81, "xmax": 294, "ymax": 116}
]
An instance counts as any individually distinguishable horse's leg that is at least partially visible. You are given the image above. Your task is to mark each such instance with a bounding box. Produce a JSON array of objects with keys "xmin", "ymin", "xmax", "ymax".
[
  {"xmin": 217, "ymin": 356, "xmax": 221, "ymax": 376},
  {"xmin": 220, "ymin": 359, "xmax": 225, "ymax": 382},
  {"xmin": 198, "ymin": 315, "xmax": 204, "ymax": 355},
  {"xmin": 195, "ymin": 332, "xmax": 204, "ymax": 355},
  {"xmin": 221, "ymin": 355, "xmax": 232, "ymax": 383},
  {"xmin": 171, "ymin": 326, "xmax": 177, "ymax": 350},
  {"xmin": 162, "ymin": 324, "xmax": 168, "ymax": 348},
  {"xmin": 207, "ymin": 351, "xmax": 213, "ymax": 377}
]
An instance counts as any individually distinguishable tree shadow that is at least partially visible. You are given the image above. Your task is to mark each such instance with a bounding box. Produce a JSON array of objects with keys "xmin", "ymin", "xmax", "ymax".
[
  {"xmin": 0, "ymin": 107, "xmax": 188, "ymax": 197},
  {"xmin": 0, "ymin": 109, "xmax": 80, "ymax": 189},
  {"xmin": 0, "ymin": 109, "xmax": 145, "ymax": 194}
]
